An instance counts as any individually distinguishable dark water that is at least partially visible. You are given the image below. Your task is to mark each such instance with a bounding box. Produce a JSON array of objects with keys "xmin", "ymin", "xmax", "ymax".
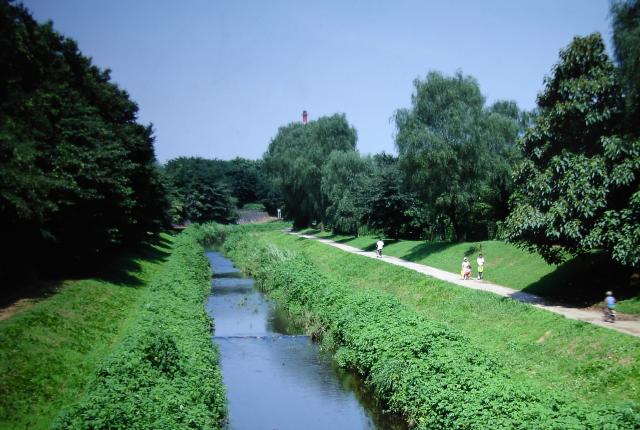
[{"xmin": 205, "ymin": 251, "xmax": 407, "ymax": 430}]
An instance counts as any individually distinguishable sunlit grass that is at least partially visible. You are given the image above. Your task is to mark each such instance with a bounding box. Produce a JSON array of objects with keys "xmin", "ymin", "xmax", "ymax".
[
  {"xmin": 299, "ymin": 228, "xmax": 639, "ymax": 312},
  {"xmin": 0, "ymin": 234, "xmax": 174, "ymax": 430},
  {"xmin": 267, "ymin": 229, "xmax": 640, "ymax": 407}
]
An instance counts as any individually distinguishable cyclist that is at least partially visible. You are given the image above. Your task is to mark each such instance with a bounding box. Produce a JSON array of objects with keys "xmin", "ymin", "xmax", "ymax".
[{"xmin": 603, "ymin": 291, "xmax": 616, "ymax": 323}]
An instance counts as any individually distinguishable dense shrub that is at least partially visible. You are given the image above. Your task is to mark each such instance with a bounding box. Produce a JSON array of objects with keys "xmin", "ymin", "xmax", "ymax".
[
  {"xmin": 53, "ymin": 228, "xmax": 226, "ymax": 429},
  {"xmin": 189, "ymin": 222, "xmax": 233, "ymax": 249},
  {"xmin": 224, "ymin": 229, "xmax": 640, "ymax": 429}
]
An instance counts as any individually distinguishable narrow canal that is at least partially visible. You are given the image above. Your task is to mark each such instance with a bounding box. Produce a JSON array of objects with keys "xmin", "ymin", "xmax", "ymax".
[{"xmin": 205, "ymin": 251, "xmax": 407, "ymax": 430}]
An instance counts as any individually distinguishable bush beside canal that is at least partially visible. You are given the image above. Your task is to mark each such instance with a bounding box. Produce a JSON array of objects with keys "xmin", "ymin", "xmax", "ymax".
[
  {"xmin": 224, "ymin": 229, "xmax": 640, "ymax": 429},
  {"xmin": 54, "ymin": 227, "xmax": 227, "ymax": 429}
]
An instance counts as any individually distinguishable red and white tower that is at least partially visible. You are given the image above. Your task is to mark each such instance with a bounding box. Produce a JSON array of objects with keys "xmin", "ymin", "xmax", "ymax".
[{"xmin": 302, "ymin": 110, "xmax": 308, "ymax": 124}]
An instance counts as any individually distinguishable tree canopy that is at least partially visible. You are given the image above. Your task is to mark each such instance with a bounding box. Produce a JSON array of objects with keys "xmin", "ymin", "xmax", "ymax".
[
  {"xmin": 263, "ymin": 113, "xmax": 357, "ymax": 228},
  {"xmin": 504, "ymin": 33, "xmax": 640, "ymax": 268},
  {"xmin": 0, "ymin": 1, "xmax": 169, "ymax": 281},
  {"xmin": 162, "ymin": 157, "xmax": 237, "ymax": 224},
  {"xmin": 394, "ymin": 71, "xmax": 523, "ymax": 240}
]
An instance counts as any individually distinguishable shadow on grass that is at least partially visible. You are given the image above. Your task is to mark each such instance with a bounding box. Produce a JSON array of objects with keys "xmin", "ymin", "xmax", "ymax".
[
  {"xmin": 335, "ymin": 236, "xmax": 357, "ymax": 244},
  {"xmin": 522, "ymin": 253, "xmax": 637, "ymax": 307},
  {"xmin": 97, "ymin": 235, "xmax": 172, "ymax": 287},
  {"xmin": 0, "ymin": 234, "xmax": 173, "ymax": 308},
  {"xmin": 400, "ymin": 241, "xmax": 457, "ymax": 262}
]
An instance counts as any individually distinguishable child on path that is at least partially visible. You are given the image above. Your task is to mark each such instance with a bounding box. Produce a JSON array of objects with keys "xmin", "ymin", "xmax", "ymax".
[
  {"xmin": 603, "ymin": 291, "xmax": 616, "ymax": 323},
  {"xmin": 376, "ymin": 239, "xmax": 384, "ymax": 258},
  {"xmin": 461, "ymin": 257, "xmax": 472, "ymax": 280},
  {"xmin": 476, "ymin": 253, "xmax": 485, "ymax": 280}
]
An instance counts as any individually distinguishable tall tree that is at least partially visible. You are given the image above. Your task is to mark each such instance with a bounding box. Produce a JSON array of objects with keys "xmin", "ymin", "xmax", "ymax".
[
  {"xmin": 612, "ymin": 0, "xmax": 640, "ymax": 130},
  {"xmin": 504, "ymin": 33, "xmax": 640, "ymax": 268},
  {"xmin": 361, "ymin": 155, "xmax": 423, "ymax": 239},
  {"xmin": 263, "ymin": 113, "xmax": 357, "ymax": 228},
  {"xmin": 394, "ymin": 71, "xmax": 521, "ymax": 240},
  {"xmin": 321, "ymin": 150, "xmax": 373, "ymax": 235},
  {"xmin": 224, "ymin": 157, "xmax": 261, "ymax": 207},
  {"xmin": 163, "ymin": 157, "xmax": 237, "ymax": 224}
]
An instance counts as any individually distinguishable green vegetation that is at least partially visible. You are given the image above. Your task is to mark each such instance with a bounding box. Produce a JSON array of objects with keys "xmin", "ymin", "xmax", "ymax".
[
  {"xmin": 241, "ymin": 202, "xmax": 266, "ymax": 210},
  {"xmin": 0, "ymin": 235, "xmax": 174, "ymax": 430},
  {"xmin": 0, "ymin": 1, "xmax": 170, "ymax": 287},
  {"xmin": 253, "ymin": 228, "xmax": 640, "ymax": 406},
  {"xmin": 225, "ymin": 226, "xmax": 639, "ymax": 428},
  {"xmin": 163, "ymin": 157, "xmax": 239, "ymax": 225},
  {"xmin": 612, "ymin": 0, "xmax": 640, "ymax": 129},
  {"xmin": 161, "ymin": 157, "xmax": 278, "ymax": 225},
  {"xmin": 300, "ymin": 228, "xmax": 640, "ymax": 311},
  {"xmin": 504, "ymin": 32, "xmax": 640, "ymax": 268},
  {"xmin": 264, "ymin": 113, "xmax": 358, "ymax": 228},
  {"xmin": 53, "ymin": 226, "xmax": 226, "ymax": 429},
  {"xmin": 395, "ymin": 72, "xmax": 527, "ymax": 241},
  {"xmin": 618, "ymin": 297, "xmax": 640, "ymax": 314}
]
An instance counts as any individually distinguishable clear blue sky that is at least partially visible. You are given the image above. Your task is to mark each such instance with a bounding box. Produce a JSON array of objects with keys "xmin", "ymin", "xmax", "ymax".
[{"xmin": 23, "ymin": 0, "xmax": 612, "ymax": 162}]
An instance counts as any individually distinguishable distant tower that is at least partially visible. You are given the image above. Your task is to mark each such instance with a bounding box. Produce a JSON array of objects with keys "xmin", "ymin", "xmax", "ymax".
[{"xmin": 302, "ymin": 110, "xmax": 308, "ymax": 125}]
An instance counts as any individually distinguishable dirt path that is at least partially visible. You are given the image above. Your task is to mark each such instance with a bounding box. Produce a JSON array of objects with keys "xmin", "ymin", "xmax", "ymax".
[{"xmin": 290, "ymin": 231, "xmax": 640, "ymax": 338}]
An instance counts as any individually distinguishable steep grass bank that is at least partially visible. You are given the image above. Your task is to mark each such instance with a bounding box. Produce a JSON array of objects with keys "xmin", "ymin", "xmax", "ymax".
[
  {"xmin": 52, "ymin": 226, "xmax": 226, "ymax": 429},
  {"xmin": 259, "ymin": 228, "xmax": 638, "ymax": 405},
  {"xmin": 300, "ymin": 229, "xmax": 640, "ymax": 313},
  {"xmin": 225, "ymin": 228, "xmax": 639, "ymax": 429},
  {"xmin": 270, "ymin": 229, "xmax": 640, "ymax": 405},
  {"xmin": 0, "ymin": 234, "xmax": 173, "ymax": 430}
]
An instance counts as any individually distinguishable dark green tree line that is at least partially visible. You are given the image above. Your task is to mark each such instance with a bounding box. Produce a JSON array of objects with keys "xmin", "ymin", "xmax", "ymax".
[
  {"xmin": 320, "ymin": 150, "xmax": 373, "ymax": 235},
  {"xmin": 162, "ymin": 157, "xmax": 237, "ymax": 224},
  {"xmin": 0, "ymin": 1, "xmax": 169, "ymax": 283},
  {"xmin": 161, "ymin": 156, "xmax": 279, "ymax": 224}
]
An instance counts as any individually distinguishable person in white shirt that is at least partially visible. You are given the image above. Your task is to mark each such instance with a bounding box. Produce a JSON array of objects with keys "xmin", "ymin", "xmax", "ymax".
[
  {"xmin": 376, "ymin": 239, "xmax": 384, "ymax": 258},
  {"xmin": 476, "ymin": 253, "xmax": 485, "ymax": 280}
]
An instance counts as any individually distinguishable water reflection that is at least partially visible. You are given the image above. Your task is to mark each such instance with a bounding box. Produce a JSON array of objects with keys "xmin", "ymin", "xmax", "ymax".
[{"xmin": 205, "ymin": 251, "xmax": 407, "ymax": 430}]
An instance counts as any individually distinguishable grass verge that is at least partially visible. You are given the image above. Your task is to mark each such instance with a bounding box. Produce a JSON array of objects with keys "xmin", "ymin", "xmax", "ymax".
[
  {"xmin": 278, "ymin": 228, "xmax": 640, "ymax": 405},
  {"xmin": 300, "ymin": 228, "xmax": 640, "ymax": 313},
  {"xmin": 225, "ymin": 226, "xmax": 639, "ymax": 429},
  {"xmin": 52, "ymin": 225, "xmax": 227, "ymax": 429},
  {"xmin": 0, "ymin": 234, "xmax": 174, "ymax": 430}
]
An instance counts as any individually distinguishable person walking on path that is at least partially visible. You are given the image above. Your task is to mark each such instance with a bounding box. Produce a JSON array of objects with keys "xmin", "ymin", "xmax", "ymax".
[
  {"xmin": 376, "ymin": 239, "xmax": 384, "ymax": 258},
  {"xmin": 476, "ymin": 253, "xmax": 485, "ymax": 280},
  {"xmin": 604, "ymin": 291, "xmax": 617, "ymax": 323}
]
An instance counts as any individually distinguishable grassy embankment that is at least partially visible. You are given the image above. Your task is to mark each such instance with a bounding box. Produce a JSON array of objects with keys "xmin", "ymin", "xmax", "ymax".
[
  {"xmin": 225, "ymin": 225, "xmax": 639, "ymax": 428},
  {"xmin": 0, "ymin": 234, "xmax": 174, "ymax": 429},
  {"xmin": 247, "ymin": 226, "xmax": 640, "ymax": 408},
  {"xmin": 300, "ymin": 228, "xmax": 640, "ymax": 314},
  {"xmin": 0, "ymin": 226, "xmax": 228, "ymax": 430}
]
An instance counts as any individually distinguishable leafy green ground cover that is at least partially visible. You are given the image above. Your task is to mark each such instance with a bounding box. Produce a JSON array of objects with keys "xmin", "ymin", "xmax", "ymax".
[
  {"xmin": 253, "ymin": 226, "xmax": 640, "ymax": 406},
  {"xmin": 300, "ymin": 228, "xmax": 640, "ymax": 313},
  {"xmin": 0, "ymin": 234, "xmax": 174, "ymax": 430},
  {"xmin": 52, "ymin": 226, "xmax": 227, "ymax": 429},
  {"xmin": 225, "ymin": 227, "xmax": 639, "ymax": 429}
]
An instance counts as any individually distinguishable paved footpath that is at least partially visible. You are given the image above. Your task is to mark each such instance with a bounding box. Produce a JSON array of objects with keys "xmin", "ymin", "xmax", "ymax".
[{"xmin": 290, "ymin": 231, "xmax": 640, "ymax": 338}]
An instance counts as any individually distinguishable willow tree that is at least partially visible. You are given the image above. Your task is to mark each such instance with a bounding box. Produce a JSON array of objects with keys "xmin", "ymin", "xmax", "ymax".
[
  {"xmin": 394, "ymin": 71, "xmax": 522, "ymax": 241},
  {"xmin": 321, "ymin": 150, "xmax": 373, "ymax": 235},
  {"xmin": 263, "ymin": 114, "xmax": 357, "ymax": 228}
]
